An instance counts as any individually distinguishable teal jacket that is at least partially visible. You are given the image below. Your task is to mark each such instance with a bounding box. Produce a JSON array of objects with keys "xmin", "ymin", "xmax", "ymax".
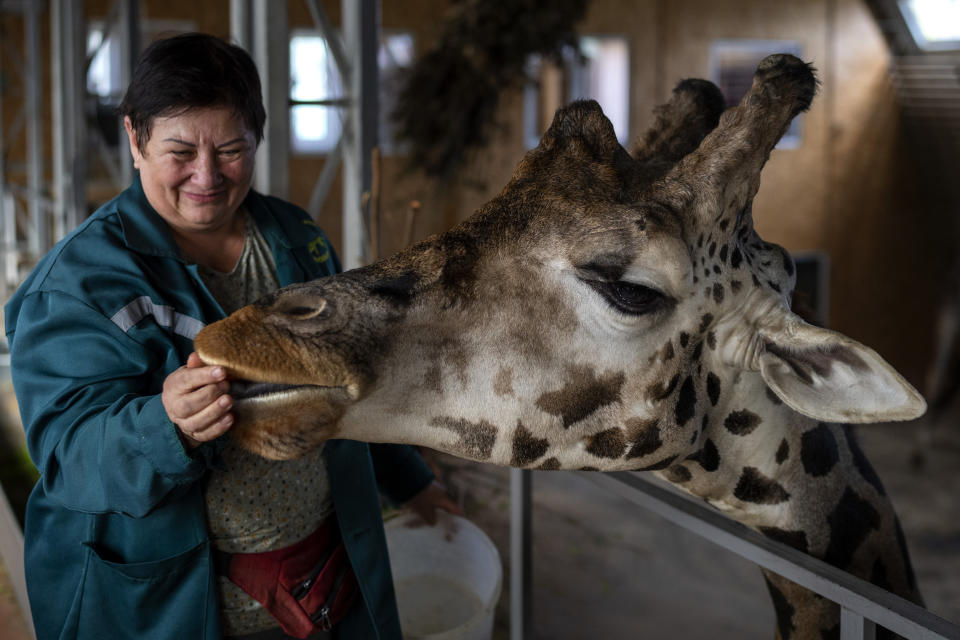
[{"xmin": 4, "ymin": 177, "xmax": 433, "ymax": 640}]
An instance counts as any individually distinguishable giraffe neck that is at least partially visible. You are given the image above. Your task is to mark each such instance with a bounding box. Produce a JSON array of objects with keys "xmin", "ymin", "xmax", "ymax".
[{"xmin": 661, "ymin": 371, "xmax": 921, "ymax": 638}]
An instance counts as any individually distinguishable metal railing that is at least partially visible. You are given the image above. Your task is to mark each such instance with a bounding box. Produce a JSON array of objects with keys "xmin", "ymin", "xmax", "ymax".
[{"xmin": 509, "ymin": 469, "xmax": 960, "ymax": 640}]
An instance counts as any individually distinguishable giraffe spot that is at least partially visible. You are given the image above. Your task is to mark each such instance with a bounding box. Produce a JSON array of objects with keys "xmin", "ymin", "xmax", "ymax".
[
  {"xmin": 763, "ymin": 577, "xmax": 796, "ymax": 640},
  {"xmin": 779, "ymin": 246, "xmax": 795, "ymax": 276},
  {"xmin": 724, "ymin": 409, "xmax": 762, "ymax": 435},
  {"xmin": 661, "ymin": 340, "xmax": 676, "ymax": 361},
  {"xmin": 800, "ymin": 423, "xmax": 839, "ymax": 477},
  {"xmin": 538, "ymin": 457, "xmax": 561, "ymax": 470},
  {"xmin": 493, "ymin": 366, "xmax": 515, "ymax": 397},
  {"xmin": 731, "ymin": 247, "xmax": 744, "ymax": 268},
  {"xmin": 712, "ymin": 282, "xmax": 725, "ymax": 304},
  {"xmin": 708, "ymin": 241, "xmax": 717, "ymax": 257},
  {"xmin": 424, "ymin": 365, "xmax": 442, "ymax": 393},
  {"xmin": 712, "ymin": 264, "xmax": 722, "ymax": 275},
  {"xmin": 870, "ymin": 558, "xmax": 892, "ymax": 592},
  {"xmin": 824, "ymin": 488, "xmax": 880, "ymax": 569},
  {"xmin": 698, "ymin": 313, "xmax": 714, "ymax": 333},
  {"xmin": 694, "ymin": 438, "xmax": 720, "ymax": 471},
  {"xmin": 768, "ymin": 280, "xmax": 782, "ymax": 293},
  {"xmin": 895, "ymin": 518, "xmax": 919, "ymax": 592},
  {"xmin": 842, "ymin": 426, "xmax": 886, "ymax": 496},
  {"xmin": 730, "ymin": 279, "xmax": 742, "ymax": 293},
  {"xmin": 675, "ymin": 376, "xmax": 696, "ymax": 426},
  {"xmin": 535, "ymin": 366, "xmax": 625, "ymax": 428},
  {"xmin": 706, "ymin": 331, "xmax": 717, "ymax": 350},
  {"xmin": 719, "ymin": 244, "xmax": 729, "ymax": 262},
  {"xmin": 706, "ymin": 372, "xmax": 721, "ymax": 406},
  {"xmin": 665, "ymin": 465, "xmax": 692, "ymax": 483},
  {"xmin": 733, "ymin": 466, "xmax": 790, "ymax": 504},
  {"xmin": 637, "ymin": 454, "xmax": 677, "ymax": 471},
  {"xmin": 693, "ymin": 341, "xmax": 704, "ymax": 361},
  {"xmin": 430, "ymin": 416, "xmax": 497, "ymax": 460},
  {"xmin": 586, "ymin": 428, "xmax": 627, "ymax": 459},
  {"xmin": 625, "ymin": 419, "xmax": 662, "ymax": 459},
  {"xmin": 370, "ymin": 271, "xmax": 420, "ymax": 307},
  {"xmin": 697, "ymin": 233, "xmax": 704, "ymax": 248},
  {"xmin": 511, "ymin": 421, "xmax": 549, "ymax": 467},
  {"xmin": 719, "ymin": 218, "xmax": 730, "ymax": 232},
  {"xmin": 759, "ymin": 527, "xmax": 809, "ymax": 553},
  {"xmin": 679, "ymin": 332, "xmax": 690, "ymax": 347},
  {"xmin": 647, "ymin": 373, "xmax": 679, "ymax": 401},
  {"xmin": 776, "ymin": 438, "xmax": 790, "ymax": 464}
]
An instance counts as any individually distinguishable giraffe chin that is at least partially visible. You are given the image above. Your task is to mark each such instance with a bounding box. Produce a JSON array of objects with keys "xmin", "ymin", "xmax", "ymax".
[{"xmin": 229, "ymin": 386, "xmax": 353, "ymax": 460}]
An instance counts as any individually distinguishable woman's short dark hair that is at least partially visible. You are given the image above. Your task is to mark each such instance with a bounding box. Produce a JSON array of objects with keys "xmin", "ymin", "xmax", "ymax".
[{"xmin": 118, "ymin": 32, "xmax": 266, "ymax": 152}]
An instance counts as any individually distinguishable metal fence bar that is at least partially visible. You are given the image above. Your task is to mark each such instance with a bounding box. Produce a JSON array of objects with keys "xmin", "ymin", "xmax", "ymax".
[
  {"xmin": 510, "ymin": 468, "xmax": 532, "ymax": 640},
  {"xmin": 843, "ymin": 607, "xmax": 878, "ymax": 640},
  {"xmin": 578, "ymin": 472, "xmax": 960, "ymax": 640}
]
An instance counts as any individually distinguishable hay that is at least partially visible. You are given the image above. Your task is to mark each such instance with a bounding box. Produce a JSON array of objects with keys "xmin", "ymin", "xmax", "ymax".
[{"xmin": 391, "ymin": 0, "xmax": 589, "ymax": 180}]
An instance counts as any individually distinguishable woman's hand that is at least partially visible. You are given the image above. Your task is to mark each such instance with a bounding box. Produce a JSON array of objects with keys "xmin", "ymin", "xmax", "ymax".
[{"xmin": 162, "ymin": 351, "xmax": 233, "ymax": 449}]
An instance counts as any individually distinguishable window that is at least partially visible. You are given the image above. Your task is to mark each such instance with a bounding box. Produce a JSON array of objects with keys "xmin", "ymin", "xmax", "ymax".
[
  {"xmin": 289, "ymin": 30, "xmax": 415, "ymax": 155},
  {"xmin": 708, "ymin": 40, "xmax": 804, "ymax": 149},
  {"xmin": 524, "ymin": 35, "xmax": 631, "ymax": 149}
]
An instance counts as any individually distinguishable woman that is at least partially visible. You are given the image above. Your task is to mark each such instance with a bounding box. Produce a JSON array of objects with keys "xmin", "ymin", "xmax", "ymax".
[{"xmin": 5, "ymin": 33, "xmax": 458, "ymax": 640}]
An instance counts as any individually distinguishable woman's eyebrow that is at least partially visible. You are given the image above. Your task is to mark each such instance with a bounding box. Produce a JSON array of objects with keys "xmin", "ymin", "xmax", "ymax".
[{"xmin": 160, "ymin": 137, "xmax": 247, "ymax": 148}]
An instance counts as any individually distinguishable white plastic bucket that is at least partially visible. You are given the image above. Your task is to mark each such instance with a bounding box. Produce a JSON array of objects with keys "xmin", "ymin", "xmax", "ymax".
[{"xmin": 384, "ymin": 513, "xmax": 502, "ymax": 640}]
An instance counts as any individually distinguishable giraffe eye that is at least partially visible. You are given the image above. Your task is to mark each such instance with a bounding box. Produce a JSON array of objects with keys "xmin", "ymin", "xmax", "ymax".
[{"xmin": 582, "ymin": 279, "xmax": 671, "ymax": 315}]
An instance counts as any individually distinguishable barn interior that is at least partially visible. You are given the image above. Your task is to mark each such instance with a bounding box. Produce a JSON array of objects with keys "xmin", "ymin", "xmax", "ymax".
[{"xmin": 1, "ymin": 1, "xmax": 959, "ymax": 638}]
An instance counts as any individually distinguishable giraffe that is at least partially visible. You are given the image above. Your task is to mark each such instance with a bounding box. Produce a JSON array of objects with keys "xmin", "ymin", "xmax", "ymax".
[{"xmin": 194, "ymin": 55, "xmax": 926, "ymax": 639}]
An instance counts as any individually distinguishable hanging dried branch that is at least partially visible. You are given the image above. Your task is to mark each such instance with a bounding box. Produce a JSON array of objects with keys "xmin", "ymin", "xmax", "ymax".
[{"xmin": 391, "ymin": 0, "xmax": 589, "ymax": 180}]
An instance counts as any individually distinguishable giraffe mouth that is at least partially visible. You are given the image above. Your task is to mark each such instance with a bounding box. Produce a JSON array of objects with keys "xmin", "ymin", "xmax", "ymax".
[{"xmin": 228, "ymin": 379, "xmax": 344, "ymax": 402}]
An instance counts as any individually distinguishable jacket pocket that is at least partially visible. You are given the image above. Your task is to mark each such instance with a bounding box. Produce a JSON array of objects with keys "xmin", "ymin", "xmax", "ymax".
[{"xmin": 74, "ymin": 540, "xmax": 211, "ymax": 639}]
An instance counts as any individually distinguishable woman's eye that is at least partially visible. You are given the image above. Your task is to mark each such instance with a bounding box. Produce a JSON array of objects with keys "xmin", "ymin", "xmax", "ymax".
[{"xmin": 583, "ymin": 279, "xmax": 669, "ymax": 315}]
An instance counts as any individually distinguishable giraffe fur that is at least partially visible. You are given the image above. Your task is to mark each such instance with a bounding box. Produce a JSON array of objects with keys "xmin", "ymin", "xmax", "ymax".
[{"xmin": 195, "ymin": 55, "xmax": 926, "ymax": 639}]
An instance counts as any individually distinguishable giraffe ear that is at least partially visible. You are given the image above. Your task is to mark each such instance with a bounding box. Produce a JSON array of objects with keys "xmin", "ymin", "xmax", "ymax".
[{"xmin": 758, "ymin": 321, "xmax": 926, "ymax": 423}]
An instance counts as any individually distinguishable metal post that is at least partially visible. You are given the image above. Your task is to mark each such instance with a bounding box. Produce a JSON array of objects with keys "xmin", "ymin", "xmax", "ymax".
[
  {"xmin": 51, "ymin": 0, "xmax": 88, "ymax": 241},
  {"xmin": 341, "ymin": 0, "xmax": 379, "ymax": 269},
  {"xmin": 252, "ymin": 0, "xmax": 289, "ymax": 200},
  {"xmin": 230, "ymin": 0, "xmax": 252, "ymax": 51},
  {"xmin": 116, "ymin": 0, "xmax": 139, "ymax": 188},
  {"xmin": 841, "ymin": 608, "xmax": 877, "ymax": 640},
  {"xmin": 24, "ymin": 0, "xmax": 44, "ymax": 257},
  {"xmin": 510, "ymin": 468, "xmax": 533, "ymax": 640}
]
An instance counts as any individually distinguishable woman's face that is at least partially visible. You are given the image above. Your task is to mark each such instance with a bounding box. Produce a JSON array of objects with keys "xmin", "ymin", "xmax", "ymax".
[{"xmin": 124, "ymin": 106, "xmax": 257, "ymax": 236}]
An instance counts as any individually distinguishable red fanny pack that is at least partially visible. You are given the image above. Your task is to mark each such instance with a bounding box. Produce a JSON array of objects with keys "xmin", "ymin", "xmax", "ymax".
[{"xmin": 214, "ymin": 518, "xmax": 359, "ymax": 638}]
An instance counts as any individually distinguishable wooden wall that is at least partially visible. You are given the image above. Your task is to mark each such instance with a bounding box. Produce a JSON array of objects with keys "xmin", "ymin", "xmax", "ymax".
[{"xmin": 3, "ymin": 0, "xmax": 953, "ymax": 387}]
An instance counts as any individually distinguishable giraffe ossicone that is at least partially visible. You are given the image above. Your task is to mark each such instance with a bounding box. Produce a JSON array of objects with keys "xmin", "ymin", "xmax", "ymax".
[{"xmin": 195, "ymin": 54, "xmax": 926, "ymax": 638}]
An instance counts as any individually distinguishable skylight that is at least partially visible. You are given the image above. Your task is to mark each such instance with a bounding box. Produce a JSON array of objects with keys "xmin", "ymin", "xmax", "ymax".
[{"xmin": 899, "ymin": 0, "xmax": 960, "ymax": 51}]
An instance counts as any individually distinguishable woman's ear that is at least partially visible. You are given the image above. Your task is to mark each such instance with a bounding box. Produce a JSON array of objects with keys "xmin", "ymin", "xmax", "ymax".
[{"xmin": 123, "ymin": 116, "xmax": 142, "ymax": 169}]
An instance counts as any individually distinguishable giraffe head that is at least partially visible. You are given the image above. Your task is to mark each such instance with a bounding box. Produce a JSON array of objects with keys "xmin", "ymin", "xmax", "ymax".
[{"xmin": 195, "ymin": 55, "xmax": 925, "ymax": 465}]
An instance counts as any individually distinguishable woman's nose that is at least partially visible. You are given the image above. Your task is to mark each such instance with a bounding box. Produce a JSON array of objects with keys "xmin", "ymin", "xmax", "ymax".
[{"xmin": 192, "ymin": 152, "xmax": 223, "ymax": 189}]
